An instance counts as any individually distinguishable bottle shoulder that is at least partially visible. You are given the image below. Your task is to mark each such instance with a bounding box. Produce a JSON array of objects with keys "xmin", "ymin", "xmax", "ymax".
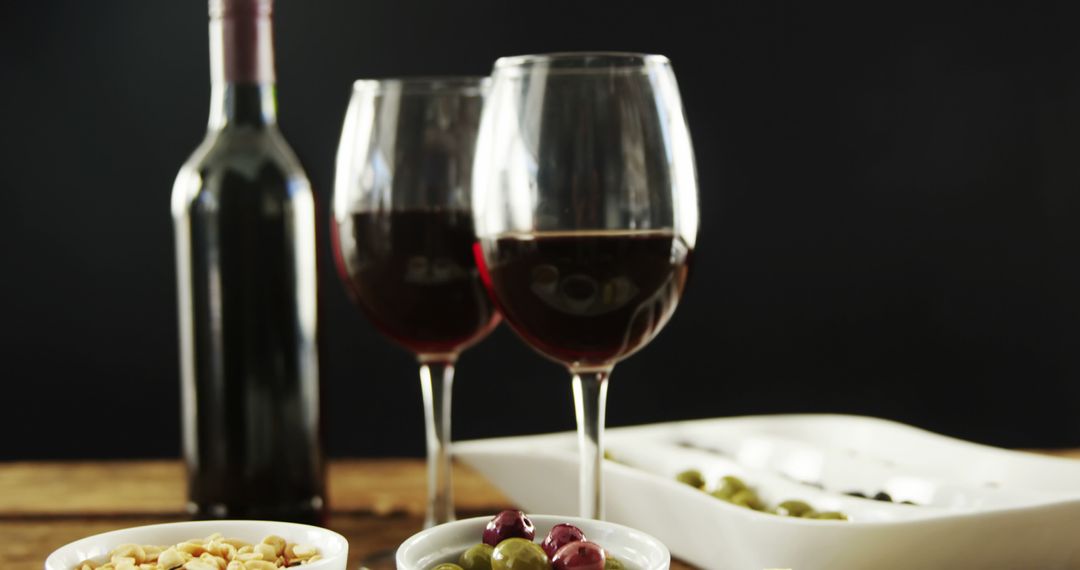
[
  {"xmin": 172, "ymin": 126, "xmax": 311, "ymax": 216},
  {"xmin": 182, "ymin": 125, "xmax": 304, "ymax": 173}
]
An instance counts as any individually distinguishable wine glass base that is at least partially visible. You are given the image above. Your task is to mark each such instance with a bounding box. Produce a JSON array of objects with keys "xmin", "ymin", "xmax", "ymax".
[{"xmin": 357, "ymin": 547, "xmax": 397, "ymax": 570}]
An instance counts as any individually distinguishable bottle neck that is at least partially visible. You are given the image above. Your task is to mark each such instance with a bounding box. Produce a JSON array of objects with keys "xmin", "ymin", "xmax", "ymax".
[
  {"xmin": 209, "ymin": 83, "xmax": 277, "ymax": 129},
  {"xmin": 208, "ymin": 2, "xmax": 276, "ymax": 128}
]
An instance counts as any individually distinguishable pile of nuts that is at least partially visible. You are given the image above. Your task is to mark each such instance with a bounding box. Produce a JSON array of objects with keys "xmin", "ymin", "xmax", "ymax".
[{"xmin": 75, "ymin": 533, "xmax": 321, "ymax": 570}]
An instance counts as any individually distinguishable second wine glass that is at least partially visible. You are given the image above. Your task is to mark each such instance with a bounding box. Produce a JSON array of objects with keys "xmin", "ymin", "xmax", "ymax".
[
  {"xmin": 332, "ymin": 77, "xmax": 499, "ymax": 528},
  {"xmin": 472, "ymin": 53, "xmax": 699, "ymax": 520}
]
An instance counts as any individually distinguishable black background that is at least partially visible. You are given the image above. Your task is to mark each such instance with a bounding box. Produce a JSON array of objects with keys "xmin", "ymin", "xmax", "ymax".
[{"xmin": 4, "ymin": 1, "xmax": 1080, "ymax": 460}]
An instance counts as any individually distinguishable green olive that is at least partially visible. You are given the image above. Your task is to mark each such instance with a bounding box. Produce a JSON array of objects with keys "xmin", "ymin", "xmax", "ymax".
[
  {"xmin": 491, "ymin": 538, "xmax": 550, "ymax": 570},
  {"xmin": 710, "ymin": 488, "xmax": 733, "ymax": 501},
  {"xmin": 810, "ymin": 511, "xmax": 848, "ymax": 520},
  {"xmin": 433, "ymin": 564, "xmax": 465, "ymax": 570},
  {"xmin": 714, "ymin": 475, "xmax": 747, "ymax": 498},
  {"xmin": 675, "ymin": 469, "xmax": 707, "ymax": 489},
  {"xmin": 730, "ymin": 488, "xmax": 766, "ymax": 510},
  {"xmin": 459, "ymin": 543, "xmax": 494, "ymax": 570},
  {"xmin": 604, "ymin": 557, "xmax": 625, "ymax": 570},
  {"xmin": 776, "ymin": 499, "xmax": 814, "ymax": 517},
  {"xmin": 722, "ymin": 475, "xmax": 747, "ymax": 490}
]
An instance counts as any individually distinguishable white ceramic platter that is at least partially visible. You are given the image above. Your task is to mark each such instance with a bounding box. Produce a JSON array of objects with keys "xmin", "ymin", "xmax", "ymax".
[{"xmin": 455, "ymin": 414, "xmax": 1080, "ymax": 570}]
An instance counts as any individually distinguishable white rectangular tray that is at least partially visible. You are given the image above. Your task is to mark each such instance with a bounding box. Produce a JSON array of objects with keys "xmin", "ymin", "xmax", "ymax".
[{"xmin": 455, "ymin": 414, "xmax": 1080, "ymax": 570}]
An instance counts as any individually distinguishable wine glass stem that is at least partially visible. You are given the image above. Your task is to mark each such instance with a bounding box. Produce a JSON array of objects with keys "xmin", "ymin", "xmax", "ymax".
[
  {"xmin": 420, "ymin": 359, "xmax": 455, "ymax": 528},
  {"xmin": 572, "ymin": 369, "xmax": 610, "ymax": 520}
]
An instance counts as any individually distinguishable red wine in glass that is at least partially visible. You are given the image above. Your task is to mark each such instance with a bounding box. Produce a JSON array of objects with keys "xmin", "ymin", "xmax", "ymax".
[
  {"xmin": 477, "ymin": 229, "xmax": 691, "ymax": 370},
  {"xmin": 334, "ymin": 209, "xmax": 499, "ymax": 355}
]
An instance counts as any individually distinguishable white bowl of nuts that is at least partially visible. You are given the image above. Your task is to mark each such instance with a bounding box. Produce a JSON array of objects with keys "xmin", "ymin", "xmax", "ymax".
[{"xmin": 44, "ymin": 520, "xmax": 348, "ymax": 570}]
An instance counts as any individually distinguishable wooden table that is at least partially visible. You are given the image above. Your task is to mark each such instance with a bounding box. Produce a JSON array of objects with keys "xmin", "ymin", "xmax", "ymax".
[
  {"xmin": 0, "ymin": 459, "xmax": 696, "ymax": 570},
  {"xmin": 6, "ymin": 452, "xmax": 1078, "ymax": 570}
]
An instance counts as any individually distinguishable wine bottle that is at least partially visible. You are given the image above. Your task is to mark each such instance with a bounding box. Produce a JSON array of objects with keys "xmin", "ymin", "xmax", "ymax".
[{"xmin": 171, "ymin": 0, "xmax": 325, "ymax": 524}]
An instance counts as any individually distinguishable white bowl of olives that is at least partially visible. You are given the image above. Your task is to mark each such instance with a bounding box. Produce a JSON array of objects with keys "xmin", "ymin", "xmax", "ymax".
[{"xmin": 395, "ymin": 512, "xmax": 669, "ymax": 570}]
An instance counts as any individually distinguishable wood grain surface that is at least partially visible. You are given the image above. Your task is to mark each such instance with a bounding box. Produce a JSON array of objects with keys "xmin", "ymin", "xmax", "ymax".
[
  {"xmin": 6, "ymin": 450, "xmax": 1080, "ymax": 570},
  {"xmin": 1, "ymin": 460, "xmax": 694, "ymax": 570}
]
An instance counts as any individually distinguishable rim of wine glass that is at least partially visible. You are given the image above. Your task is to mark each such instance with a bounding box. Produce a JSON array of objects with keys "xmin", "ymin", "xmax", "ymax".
[
  {"xmin": 493, "ymin": 51, "xmax": 671, "ymax": 74},
  {"xmin": 352, "ymin": 76, "xmax": 489, "ymax": 95}
]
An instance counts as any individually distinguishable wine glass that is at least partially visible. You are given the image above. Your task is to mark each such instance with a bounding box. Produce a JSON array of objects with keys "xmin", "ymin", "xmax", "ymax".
[
  {"xmin": 471, "ymin": 53, "xmax": 698, "ymax": 520},
  {"xmin": 332, "ymin": 77, "xmax": 499, "ymax": 532}
]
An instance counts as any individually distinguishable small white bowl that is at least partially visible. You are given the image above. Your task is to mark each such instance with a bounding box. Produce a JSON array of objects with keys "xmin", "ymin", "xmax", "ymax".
[
  {"xmin": 45, "ymin": 520, "xmax": 349, "ymax": 570},
  {"xmin": 395, "ymin": 514, "xmax": 670, "ymax": 570}
]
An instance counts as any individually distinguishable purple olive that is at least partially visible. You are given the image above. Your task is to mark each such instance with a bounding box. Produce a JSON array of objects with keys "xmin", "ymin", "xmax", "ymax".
[
  {"xmin": 541, "ymin": 523, "xmax": 587, "ymax": 559},
  {"xmin": 552, "ymin": 541, "xmax": 606, "ymax": 570},
  {"xmin": 482, "ymin": 510, "xmax": 536, "ymax": 546}
]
